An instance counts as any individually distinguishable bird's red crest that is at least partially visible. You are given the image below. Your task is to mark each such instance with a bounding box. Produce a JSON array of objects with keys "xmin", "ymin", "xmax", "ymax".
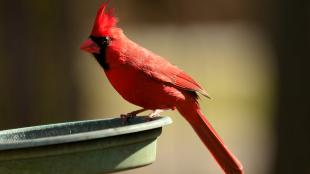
[{"xmin": 91, "ymin": 1, "xmax": 118, "ymax": 37}]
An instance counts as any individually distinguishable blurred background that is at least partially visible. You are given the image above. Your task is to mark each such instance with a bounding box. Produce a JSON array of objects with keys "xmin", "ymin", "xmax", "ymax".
[{"xmin": 0, "ymin": 0, "xmax": 309, "ymax": 174}]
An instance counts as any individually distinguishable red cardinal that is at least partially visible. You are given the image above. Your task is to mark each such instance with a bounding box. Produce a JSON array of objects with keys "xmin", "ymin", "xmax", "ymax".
[{"xmin": 80, "ymin": 2, "xmax": 243, "ymax": 174}]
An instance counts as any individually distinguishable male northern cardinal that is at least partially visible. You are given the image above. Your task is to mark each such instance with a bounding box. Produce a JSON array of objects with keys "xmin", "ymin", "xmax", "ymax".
[{"xmin": 80, "ymin": 1, "xmax": 243, "ymax": 174}]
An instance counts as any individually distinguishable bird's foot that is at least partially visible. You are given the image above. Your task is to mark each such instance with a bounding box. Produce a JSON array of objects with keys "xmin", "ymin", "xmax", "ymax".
[
  {"xmin": 121, "ymin": 108, "xmax": 148, "ymax": 124},
  {"xmin": 146, "ymin": 109, "xmax": 163, "ymax": 121}
]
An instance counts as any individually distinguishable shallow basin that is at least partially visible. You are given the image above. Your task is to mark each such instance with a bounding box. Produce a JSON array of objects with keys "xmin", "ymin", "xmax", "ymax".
[{"xmin": 0, "ymin": 116, "xmax": 172, "ymax": 174}]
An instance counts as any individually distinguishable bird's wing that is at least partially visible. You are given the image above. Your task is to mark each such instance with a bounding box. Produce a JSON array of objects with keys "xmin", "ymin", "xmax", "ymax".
[{"xmin": 126, "ymin": 45, "xmax": 210, "ymax": 98}]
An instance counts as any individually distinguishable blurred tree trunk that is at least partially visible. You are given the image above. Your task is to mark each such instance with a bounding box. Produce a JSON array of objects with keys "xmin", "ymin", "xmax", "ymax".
[
  {"xmin": 267, "ymin": 0, "xmax": 310, "ymax": 173},
  {"xmin": 0, "ymin": 1, "xmax": 80, "ymax": 129}
]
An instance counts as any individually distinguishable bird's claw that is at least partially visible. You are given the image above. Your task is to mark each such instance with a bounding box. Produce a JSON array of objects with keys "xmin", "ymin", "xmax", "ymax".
[
  {"xmin": 120, "ymin": 113, "xmax": 136, "ymax": 124},
  {"xmin": 120, "ymin": 108, "xmax": 148, "ymax": 124},
  {"xmin": 145, "ymin": 109, "xmax": 163, "ymax": 121}
]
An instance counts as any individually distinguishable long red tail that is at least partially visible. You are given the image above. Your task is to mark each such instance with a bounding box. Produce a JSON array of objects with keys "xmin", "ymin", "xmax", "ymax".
[{"xmin": 177, "ymin": 97, "xmax": 243, "ymax": 174}]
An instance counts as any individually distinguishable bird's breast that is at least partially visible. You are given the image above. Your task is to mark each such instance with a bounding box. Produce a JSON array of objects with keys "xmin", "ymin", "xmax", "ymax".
[{"xmin": 104, "ymin": 64, "xmax": 184, "ymax": 110}]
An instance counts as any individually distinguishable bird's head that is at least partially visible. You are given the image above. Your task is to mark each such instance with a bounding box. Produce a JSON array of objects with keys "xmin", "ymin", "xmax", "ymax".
[{"xmin": 80, "ymin": 1, "xmax": 118, "ymax": 54}]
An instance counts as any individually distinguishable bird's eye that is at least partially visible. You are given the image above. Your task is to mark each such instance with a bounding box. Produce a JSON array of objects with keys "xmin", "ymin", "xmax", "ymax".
[
  {"xmin": 89, "ymin": 35, "xmax": 110, "ymax": 46},
  {"xmin": 101, "ymin": 36, "xmax": 110, "ymax": 45}
]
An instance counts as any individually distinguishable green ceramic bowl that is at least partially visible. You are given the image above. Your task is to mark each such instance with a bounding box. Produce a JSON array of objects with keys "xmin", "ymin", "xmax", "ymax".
[{"xmin": 0, "ymin": 116, "xmax": 172, "ymax": 174}]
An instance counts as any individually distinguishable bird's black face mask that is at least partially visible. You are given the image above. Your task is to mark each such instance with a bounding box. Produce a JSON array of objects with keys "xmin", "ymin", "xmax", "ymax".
[{"xmin": 89, "ymin": 35, "xmax": 111, "ymax": 70}]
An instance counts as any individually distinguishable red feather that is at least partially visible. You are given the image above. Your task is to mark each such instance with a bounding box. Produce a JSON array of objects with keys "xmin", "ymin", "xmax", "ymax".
[
  {"xmin": 91, "ymin": 1, "xmax": 118, "ymax": 37},
  {"xmin": 121, "ymin": 41, "xmax": 210, "ymax": 98},
  {"xmin": 177, "ymin": 96, "xmax": 243, "ymax": 174}
]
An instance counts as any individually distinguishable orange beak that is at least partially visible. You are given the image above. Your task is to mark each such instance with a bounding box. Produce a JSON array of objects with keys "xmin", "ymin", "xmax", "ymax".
[{"xmin": 80, "ymin": 39, "xmax": 100, "ymax": 54}]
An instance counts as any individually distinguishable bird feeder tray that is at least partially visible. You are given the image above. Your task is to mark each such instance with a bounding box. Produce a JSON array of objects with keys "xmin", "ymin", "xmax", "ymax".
[{"xmin": 0, "ymin": 116, "xmax": 172, "ymax": 174}]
